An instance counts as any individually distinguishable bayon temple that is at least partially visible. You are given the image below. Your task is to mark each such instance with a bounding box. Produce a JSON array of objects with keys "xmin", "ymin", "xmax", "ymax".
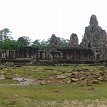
[{"xmin": 0, "ymin": 15, "xmax": 107, "ymax": 64}]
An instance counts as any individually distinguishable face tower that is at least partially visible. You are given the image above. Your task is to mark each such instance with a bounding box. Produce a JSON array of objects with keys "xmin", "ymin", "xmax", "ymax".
[{"xmin": 80, "ymin": 15, "xmax": 107, "ymax": 60}]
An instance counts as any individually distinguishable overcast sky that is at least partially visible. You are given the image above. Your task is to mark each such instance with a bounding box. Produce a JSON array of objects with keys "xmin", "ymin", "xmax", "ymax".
[{"xmin": 0, "ymin": 0, "xmax": 107, "ymax": 42}]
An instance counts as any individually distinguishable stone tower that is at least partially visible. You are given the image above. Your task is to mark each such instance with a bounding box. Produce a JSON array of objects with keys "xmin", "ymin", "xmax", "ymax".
[
  {"xmin": 69, "ymin": 33, "xmax": 79, "ymax": 47},
  {"xmin": 80, "ymin": 15, "xmax": 107, "ymax": 60},
  {"xmin": 50, "ymin": 34, "xmax": 60, "ymax": 48}
]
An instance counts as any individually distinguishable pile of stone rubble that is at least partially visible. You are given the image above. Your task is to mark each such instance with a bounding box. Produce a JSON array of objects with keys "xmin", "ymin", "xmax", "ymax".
[{"xmin": 70, "ymin": 68, "xmax": 107, "ymax": 85}]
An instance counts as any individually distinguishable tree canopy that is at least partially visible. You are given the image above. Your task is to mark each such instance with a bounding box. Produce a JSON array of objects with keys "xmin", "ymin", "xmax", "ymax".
[
  {"xmin": 0, "ymin": 28, "xmax": 70, "ymax": 50},
  {"xmin": 17, "ymin": 36, "xmax": 30, "ymax": 47}
]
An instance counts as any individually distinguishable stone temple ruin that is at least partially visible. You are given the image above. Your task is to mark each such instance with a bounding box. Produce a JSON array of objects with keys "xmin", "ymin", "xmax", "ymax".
[
  {"xmin": 0, "ymin": 15, "xmax": 107, "ymax": 65},
  {"xmin": 69, "ymin": 33, "xmax": 79, "ymax": 47},
  {"xmin": 80, "ymin": 15, "xmax": 107, "ymax": 61}
]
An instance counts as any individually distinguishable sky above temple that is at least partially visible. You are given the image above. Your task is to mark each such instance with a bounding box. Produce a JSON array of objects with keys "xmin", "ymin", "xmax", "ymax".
[{"xmin": 0, "ymin": 0, "xmax": 106, "ymax": 42}]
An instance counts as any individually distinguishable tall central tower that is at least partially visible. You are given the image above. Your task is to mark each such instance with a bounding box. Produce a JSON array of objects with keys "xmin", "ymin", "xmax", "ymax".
[{"xmin": 80, "ymin": 15, "xmax": 107, "ymax": 60}]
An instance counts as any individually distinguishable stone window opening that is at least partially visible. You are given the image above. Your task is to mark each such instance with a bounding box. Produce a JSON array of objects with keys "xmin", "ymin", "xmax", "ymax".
[
  {"xmin": 88, "ymin": 43, "xmax": 90, "ymax": 48},
  {"xmin": 91, "ymin": 27, "xmax": 93, "ymax": 33}
]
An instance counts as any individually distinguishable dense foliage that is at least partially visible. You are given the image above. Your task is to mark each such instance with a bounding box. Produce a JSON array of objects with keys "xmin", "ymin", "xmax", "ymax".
[{"xmin": 0, "ymin": 28, "xmax": 69, "ymax": 50}]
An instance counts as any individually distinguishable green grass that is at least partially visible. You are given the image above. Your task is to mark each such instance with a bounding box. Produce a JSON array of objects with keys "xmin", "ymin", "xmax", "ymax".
[
  {"xmin": 0, "ymin": 79, "xmax": 19, "ymax": 84},
  {"xmin": 0, "ymin": 66, "xmax": 54, "ymax": 78},
  {"xmin": 0, "ymin": 64, "xmax": 101, "ymax": 78},
  {"xmin": 0, "ymin": 64, "xmax": 106, "ymax": 106},
  {"xmin": 0, "ymin": 82, "xmax": 107, "ymax": 106},
  {"xmin": 0, "ymin": 82, "xmax": 107, "ymax": 100}
]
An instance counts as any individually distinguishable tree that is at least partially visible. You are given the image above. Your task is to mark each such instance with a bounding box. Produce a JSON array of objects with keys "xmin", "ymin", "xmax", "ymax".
[
  {"xmin": 0, "ymin": 39, "xmax": 18, "ymax": 50},
  {"xmin": 32, "ymin": 39, "xmax": 41, "ymax": 48},
  {"xmin": 17, "ymin": 36, "xmax": 30, "ymax": 47},
  {"xmin": 32, "ymin": 39, "xmax": 49, "ymax": 49},
  {"xmin": 0, "ymin": 28, "xmax": 17, "ymax": 50},
  {"xmin": 59, "ymin": 37, "xmax": 69, "ymax": 47},
  {"xmin": 0, "ymin": 28, "xmax": 12, "ymax": 41},
  {"xmin": 40, "ymin": 40, "xmax": 49, "ymax": 49}
]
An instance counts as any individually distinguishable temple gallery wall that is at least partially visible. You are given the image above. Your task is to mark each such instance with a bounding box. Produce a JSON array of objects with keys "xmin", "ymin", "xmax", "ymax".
[{"xmin": 0, "ymin": 15, "xmax": 107, "ymax": 64}]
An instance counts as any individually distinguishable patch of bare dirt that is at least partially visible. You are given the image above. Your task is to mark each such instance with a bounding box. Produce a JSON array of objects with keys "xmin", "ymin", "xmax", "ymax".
[{"xmin": 34, "ymin": 99, "xmax": 107, "ymax": 107}]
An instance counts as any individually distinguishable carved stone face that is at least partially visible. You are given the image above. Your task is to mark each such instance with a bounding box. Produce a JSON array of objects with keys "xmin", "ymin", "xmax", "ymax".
[
  {"xmin": 89, "ymin": 15, "xmax": 98, "ymax": 26},
  {"xmin": 69, "ymin": 33, "xmax": 78, "ymax": 47}
]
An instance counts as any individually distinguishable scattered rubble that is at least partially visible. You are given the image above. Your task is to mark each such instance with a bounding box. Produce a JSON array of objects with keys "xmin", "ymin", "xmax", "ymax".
[
  {"xmin": 70, "ymin": 68, "xmax": 107, "ymax": 85},
  {"xmin": 0, "ymin": 75, "xmax": 5, "ymax": 80},
  {"xmin": 0, "ymin": 66, "xmax": 107, "ymax": 86},
  {"xmin": 56, "ymin": 74, "xmax": 67, "ymax": 79}
]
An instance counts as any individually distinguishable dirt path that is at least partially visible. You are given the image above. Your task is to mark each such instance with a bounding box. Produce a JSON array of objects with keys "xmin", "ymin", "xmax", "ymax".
[{"xmin": 33, "ymin": 99, "xmax": 107, "ymax": 107}]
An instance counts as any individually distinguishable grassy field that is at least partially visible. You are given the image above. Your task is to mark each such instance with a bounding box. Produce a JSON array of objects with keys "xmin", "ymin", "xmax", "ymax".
[
  {"xmin": 0, "ymin": 83, "xmax": 107, "ymax": 107},
  {"xmin": 0, "ymin": 64, "xmax": 100, "ymax": 78},
  {"xmin": 0, "ymin": 64, "xmax": 107, "ymax": 107}
]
